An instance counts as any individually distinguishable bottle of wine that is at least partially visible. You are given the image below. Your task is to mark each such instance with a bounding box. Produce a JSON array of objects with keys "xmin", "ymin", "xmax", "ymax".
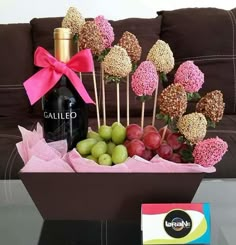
[{"xmin": 42, "ymin": 28, "xmax": 88, "ymax": 150}]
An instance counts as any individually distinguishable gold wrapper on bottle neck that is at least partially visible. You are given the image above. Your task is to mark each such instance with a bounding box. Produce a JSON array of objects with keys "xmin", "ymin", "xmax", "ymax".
[{"xmin": 54, "ymin": 28, "xmax": 73, "ymax": 63}]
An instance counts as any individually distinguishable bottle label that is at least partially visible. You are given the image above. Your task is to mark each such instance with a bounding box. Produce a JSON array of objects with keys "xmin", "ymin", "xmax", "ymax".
[
  {"xmin": 43, "ymin": 111, "xmax": 77, "ymax": 120},
  {"xmin": 43, "ymin": 108, "xmax": 88, "ymax": 150}
]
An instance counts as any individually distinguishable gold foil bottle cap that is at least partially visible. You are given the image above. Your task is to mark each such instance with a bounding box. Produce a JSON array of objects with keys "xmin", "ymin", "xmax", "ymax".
[
  {"xmin": 54, "ymin": 28, "xmax": 72, "ymax": 40},
  {"xmin": 54, "ymin": 28, "xmax": 73, "ymax": 63}
]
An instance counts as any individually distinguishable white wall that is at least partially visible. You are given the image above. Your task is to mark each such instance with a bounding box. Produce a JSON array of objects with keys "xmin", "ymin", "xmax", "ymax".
[{"xmin": 0, "ymin": 0, "xmax": 236, "ymax": 24}]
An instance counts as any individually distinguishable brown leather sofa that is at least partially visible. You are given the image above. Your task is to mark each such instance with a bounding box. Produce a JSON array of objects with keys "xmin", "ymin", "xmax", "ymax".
[{"xmin": 0, "ymin": 7, "xmax": 235, "ymax": 179}]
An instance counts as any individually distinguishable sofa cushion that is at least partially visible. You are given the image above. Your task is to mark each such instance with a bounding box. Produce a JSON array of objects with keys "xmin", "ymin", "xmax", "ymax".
[
  {"xmin": 0, "ymin": 116, "xmax": 39, "ymax": 179},
  {"xmin": 0, "ymin": 24, "xmax": 34, "ymax": 116},
  {"xmin": 158, "ymin": 8, "xmax": 236, "ymax": 114},
  {"xmin": 30, "ymin": 17, "xmax": 162, "ymax": 119},
  {"xmin": 30, "ymin": 17, "xmax": 63, "ymax": 54},
  {"xmin": 206, "ymin": 115, "xmax": 236, "ymax": 178}
]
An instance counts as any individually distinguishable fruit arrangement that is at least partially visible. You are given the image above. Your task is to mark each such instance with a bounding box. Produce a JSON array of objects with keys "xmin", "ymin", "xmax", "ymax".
[
  {"xmin": 76, "ymin": 122, "xmax": 196, "ymax": 166},
  {"xmin": 63, "ymin": 7, "xmax": 228, "ymax": 168}
]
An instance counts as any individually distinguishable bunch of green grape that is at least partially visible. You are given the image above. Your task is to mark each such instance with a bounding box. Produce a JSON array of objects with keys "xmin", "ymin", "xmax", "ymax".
[{"xmin": 76, "ymin": 122, "xmax": 128, "ymax": 165}]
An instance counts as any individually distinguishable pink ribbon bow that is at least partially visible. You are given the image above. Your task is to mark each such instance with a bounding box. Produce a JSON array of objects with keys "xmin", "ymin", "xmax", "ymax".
[{"xmin": 24, "ymin": 46, "xmax": 95, "ymax": 105}]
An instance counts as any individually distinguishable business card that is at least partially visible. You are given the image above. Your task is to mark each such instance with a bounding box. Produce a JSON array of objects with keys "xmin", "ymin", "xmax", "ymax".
[{"xmin": 142, "ymin": 203, "xmax": 210, "ymax": 244}]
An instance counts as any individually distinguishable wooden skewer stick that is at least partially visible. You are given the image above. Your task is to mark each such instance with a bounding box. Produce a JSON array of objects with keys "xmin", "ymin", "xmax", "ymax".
[
  {"xmin": 141, "ymin": 101, "xmax": 145, "ymax": 129},
  {"xmin": 77, "ymin": 40, "xmax": 99, "ymax": 128},
  {"xmin": 126, "ymin": 75, "xmax": 130, "ymax": 126},
  {"xmin": 160, "ymin": 116, "xmax": 172, "ymax": 144},
  {"xmin": 160, "ymin": 125, "xmax": 168, "ymax": 144},
  {"xmin": 152, "ymin": 86, "xmax": 158, "ymax": 126},
  {"xmin": 77, "ymin": 41, "xmax": 83, "ymax": 83},
  {"xmin": 92, "ymin": 69, "xmax": 101, "ymax": 129},
  {"xmin": 101, "ymin": 63, "xmax": 106, "ymax": 125},
  {"xmin": 117, "ymin": 82, "xmax": 120, "ymax": 124},
  {"xmin": 78, "ymin": 41, "xmax": 100, "ymax": 128}
]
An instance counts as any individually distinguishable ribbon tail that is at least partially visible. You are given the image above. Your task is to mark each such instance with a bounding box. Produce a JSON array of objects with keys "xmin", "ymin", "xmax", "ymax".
[
  {"xmin": 24, "ymin": 68, "xmax": 61, "ymax": 105},
  {"xmin": 65, "ymin": 69, "xmax": 95, "ymax": 104}
]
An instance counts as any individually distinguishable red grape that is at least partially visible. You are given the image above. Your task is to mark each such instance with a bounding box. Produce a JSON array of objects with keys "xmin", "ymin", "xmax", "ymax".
[
  {"xmin": 166, "ymin": 133, "xmax": 182, "ymax": 150},
  {"xmin": 127, "ymin": 139, "xmax": 145, "ymax": 157},
  {"xmin": 126, "ymin": 124, "xmax": 143, "ymax": 140},
  {"xmin": 159, "ymin": 127, "xmax": 172, "ymax": 140},
  {"xmin": 142, "ymin": 149, "xmax": 153, "ymax": 161},
  {"xmin": 170, "ymin": 153, "xmax": 182, "ymax": 163},
  {"xmin": 123, "ymin": 139, "xmax": 131, "ymax": 148},
  {"xmin": 156, "ymin": 143, "xmax": 173, "ymax": 160},
  {"xmin": 143, "ymin": 125, "xmax": 158, "ymax": 135},
  {"xmin": 143, "ymin": 131, "xmax": 161, "ymax": 150}
]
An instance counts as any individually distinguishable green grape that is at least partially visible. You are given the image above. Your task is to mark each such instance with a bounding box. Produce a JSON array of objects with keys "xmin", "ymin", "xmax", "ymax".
[
  {"xmin": 111, "ymin": 124, "xmax": 126, "ymax": 144},
  {"xmin": 91, "ymin": 141, "xmax": 107, "ymax": 158},
  {"xmin": 76, "ymin": 138, "xmax": 97, "ymax": 155},
  {"xmin": 112, "ymin": 145, "xmax": 128, "ymax": 164},
  {"xmin": 111, "ymin": 121, "xmax": 120, "ymax": 129},
  {"xmin": 98, "ymin": 153, "xmax": 112, "ymax": 166},
  {"xmin": 87, "ymin": 130, "xmax": 103, "ymax": 141},
  {"xmin": 98, "ymin": 125, "xmax": 112, "ymax": 141},
  {"xmin": 107, "ymin": 141, "xmax": 116, "ymax": 155},
  {"xmin": 86, "ymin": 155, "xmax": 98, "ymax": 163}
]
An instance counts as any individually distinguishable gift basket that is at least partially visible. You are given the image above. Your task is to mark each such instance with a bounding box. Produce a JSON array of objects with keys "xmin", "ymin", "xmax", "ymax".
[{"xmin": 18, "ymin": 7, "xmax": 227, "ymax": 221}]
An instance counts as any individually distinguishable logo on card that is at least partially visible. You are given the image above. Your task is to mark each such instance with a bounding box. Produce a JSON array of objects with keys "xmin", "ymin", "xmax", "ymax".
[{"xmin": 164, "ymin": 210, "xmax": 192, "ymax": 238}]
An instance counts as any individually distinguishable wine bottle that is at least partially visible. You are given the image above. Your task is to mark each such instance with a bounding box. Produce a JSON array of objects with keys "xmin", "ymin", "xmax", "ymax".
[{"xmin": 42, "ymin": 28, "xmax": 88, "ymax": 150}]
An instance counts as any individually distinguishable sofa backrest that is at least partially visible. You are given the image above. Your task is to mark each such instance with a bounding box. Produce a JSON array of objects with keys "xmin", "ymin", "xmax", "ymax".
[
  {"xmin": 0, "ymin": 23, "xmax": 34, "ymax": 117},
  {"xmin": 158, "ymin": 7, "xmax": 236, "ymax": 115}
]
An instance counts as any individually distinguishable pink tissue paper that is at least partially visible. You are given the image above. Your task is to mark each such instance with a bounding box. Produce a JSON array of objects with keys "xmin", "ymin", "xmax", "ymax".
[{"xmin": 16, "ymin": 123, "xmax": 215, "ymax": 174}]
